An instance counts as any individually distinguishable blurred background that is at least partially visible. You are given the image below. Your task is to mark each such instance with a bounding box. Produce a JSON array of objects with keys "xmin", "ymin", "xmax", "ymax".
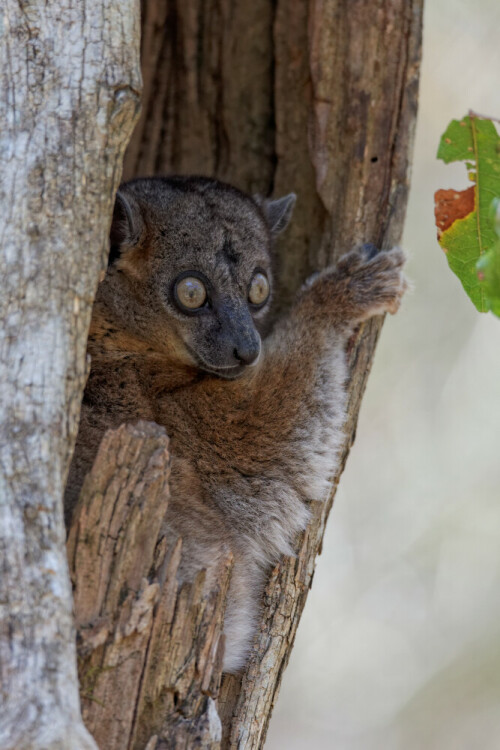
[{"xmin": 267, "ymin": 0, "xmax": 500, "ymax": 748}]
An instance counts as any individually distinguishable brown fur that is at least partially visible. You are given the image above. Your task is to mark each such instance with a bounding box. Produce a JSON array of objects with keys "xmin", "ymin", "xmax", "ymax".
[{"xmin": 65, "ymin": 177, "xmax": 406, "ymax": 672}]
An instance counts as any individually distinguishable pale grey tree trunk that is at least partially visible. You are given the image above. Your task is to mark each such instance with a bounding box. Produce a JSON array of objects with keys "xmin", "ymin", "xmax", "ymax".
[{"xmin": 0, "ymin": 3, "xmax": 141, "ymax": 748}]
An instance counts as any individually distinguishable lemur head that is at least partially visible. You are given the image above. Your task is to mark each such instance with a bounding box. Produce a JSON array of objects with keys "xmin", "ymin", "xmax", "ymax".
[{"xmin": 99, "ymin": 176, "xmax": 295, "ymax": 379}]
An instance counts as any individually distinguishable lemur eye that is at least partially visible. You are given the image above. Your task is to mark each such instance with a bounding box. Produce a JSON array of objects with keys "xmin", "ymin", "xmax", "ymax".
[
  {"xmin": 175, "ymin": 276, "xmax": 207, "ymax": 310},
  {"xmin": 248, "ymin": 272, "xmax": 270, "ymax": 307}
]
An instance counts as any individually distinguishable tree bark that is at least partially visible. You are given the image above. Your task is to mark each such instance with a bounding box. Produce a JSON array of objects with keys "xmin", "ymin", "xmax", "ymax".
[
  {"xmin": 0, "ymin": 0, "xmax": 422, "ymax": 747},
  {"xmin": 118, "ymin": 1, "xmax": 423, "ymax": 747},
  {"xmin": 0, "ymin": 2, "xmax": 141, "ymax": 748},
  {"xmin": 68, "ymin": 422, "xmax": 231, "ymax": 750}
]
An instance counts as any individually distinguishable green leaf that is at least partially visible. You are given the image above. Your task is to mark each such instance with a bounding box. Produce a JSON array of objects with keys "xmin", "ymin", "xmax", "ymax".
[
  {"xmin": 435, "ymin": 113, "xmax": 500, "ymax": 313},
  {"xmin": 476, "ymin": 199, "xmax": 500, "ymax": 317},
  {"xmin": 437, "ymin": 117, "xmax": 474, "ymax": 163},
  {"xmin": 490, "ymin": 197, "xmax": 500, "ymax": 238},
  {"xmin": 477, "ymin": 244, "xmax": 500, "ymax": 317}
]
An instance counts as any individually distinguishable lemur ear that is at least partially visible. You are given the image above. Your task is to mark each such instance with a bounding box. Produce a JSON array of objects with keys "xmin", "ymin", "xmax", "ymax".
[
  {"xmin": 109, "ymin": 189, "xmax": 144, "ymax": 265},
  {"xmin": 255, "ymin": 193, "xmax": 297, "ymax": 236}
]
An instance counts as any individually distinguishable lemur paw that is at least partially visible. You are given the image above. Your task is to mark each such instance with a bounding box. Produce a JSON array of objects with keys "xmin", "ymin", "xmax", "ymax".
[
  {"xmin": 335, "ymin": 245, "xmax": 407, "ymax": 318},
  {"xmin": 301, "ymin": 246, "xmax": 408, "ymax": 326}
]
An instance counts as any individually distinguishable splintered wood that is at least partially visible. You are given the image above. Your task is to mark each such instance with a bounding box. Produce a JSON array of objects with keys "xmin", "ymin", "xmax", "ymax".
[{"xmin": 68, "ymin": 422, "xmax": 232, "ymax": 750}]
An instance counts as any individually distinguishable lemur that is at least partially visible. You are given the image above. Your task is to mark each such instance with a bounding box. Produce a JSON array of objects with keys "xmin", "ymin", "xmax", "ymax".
[{"xmin": 65, "ymin": 176, "xmax": 406, "ymax": 672}]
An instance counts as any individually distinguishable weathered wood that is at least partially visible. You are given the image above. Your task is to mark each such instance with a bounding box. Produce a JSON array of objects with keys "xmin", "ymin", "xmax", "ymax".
[
  {"xmin": 219, "ymin": 1, "xmax": 423, "ymax": 744},
  {"xmin": 68, "ymin": 422, "xmax": 231, "ymax": 750},
  {"xmin": 119, "ymin": 1, "xmax": 423, "ymax": 747},
  {"xmin": 0, "ymin": 2, "xmax": 141, "ymax": 748},
  {"xmin": 123, "ymin": 0, "xmax": 276, "ymax": 194}
]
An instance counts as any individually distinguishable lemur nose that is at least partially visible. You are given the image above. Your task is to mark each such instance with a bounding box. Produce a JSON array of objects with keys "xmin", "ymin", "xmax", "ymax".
[{"xmin": 233, "ymin": 345, "xmax": 260, "ymax": 366}]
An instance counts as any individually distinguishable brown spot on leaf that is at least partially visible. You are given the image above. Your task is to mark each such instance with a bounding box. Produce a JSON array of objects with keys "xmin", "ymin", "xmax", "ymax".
[{"xmin": 434, "ymin": 185, "xmax": 475, "ymax": 237}]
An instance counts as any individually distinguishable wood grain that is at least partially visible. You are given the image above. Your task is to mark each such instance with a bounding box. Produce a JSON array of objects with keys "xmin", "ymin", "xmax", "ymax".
[
  {"xmin": 71, "ymin": 0, "xmax": 424, "ymax": 746},
  {"xmin": 0, "ymin": 2, "xmax": 141, "ymax": 747}
]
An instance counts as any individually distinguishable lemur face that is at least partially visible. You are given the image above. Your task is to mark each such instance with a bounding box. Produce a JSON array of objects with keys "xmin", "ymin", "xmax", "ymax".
[{"xmin": 107, "ymin": 176, "xmax": 295, "ymax": 378}]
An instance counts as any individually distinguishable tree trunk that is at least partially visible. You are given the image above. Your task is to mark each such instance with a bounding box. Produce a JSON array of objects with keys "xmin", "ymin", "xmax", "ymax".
[
  {"xmin": 0, "ymin": 2, "xmax": 141, "ymax": 748},
  {"xmin": 120, "ymin": 0, "xmax": 423, "ymax": 747},
  {"xmin": 68, "ymin": 423, "xmax": 231, "ymax": 750},
  {"xmin": 0, "ymin": 0, "xmax": 422, "ymax": 747}
]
